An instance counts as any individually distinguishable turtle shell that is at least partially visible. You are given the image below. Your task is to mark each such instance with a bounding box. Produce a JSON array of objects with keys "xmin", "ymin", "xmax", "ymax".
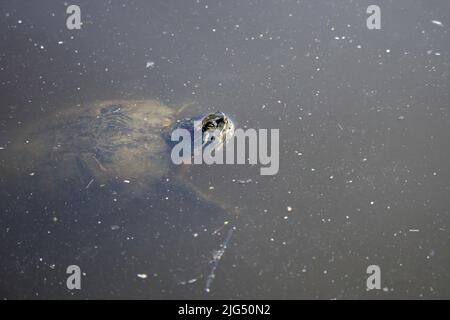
[{"xmin": 5, "ymin": 100, "xmax": 176, "ymax": 192}]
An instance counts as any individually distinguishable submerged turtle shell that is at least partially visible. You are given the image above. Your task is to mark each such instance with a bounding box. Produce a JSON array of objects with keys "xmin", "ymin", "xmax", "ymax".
[{"xmin": 6, "ymin": 99, "xmax": 177, "ymax": 192}]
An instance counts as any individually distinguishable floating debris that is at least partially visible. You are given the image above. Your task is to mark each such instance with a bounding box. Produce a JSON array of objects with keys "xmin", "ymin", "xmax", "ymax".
[
  {"xmin": 110, "ymin": 225, "xmax": 120, "ymax": 231},
  {"xmin": 234, "ymin": 178, "xmax": 252, "ymax": 185},
  {"xmin": 85, "ymin": 179, "xmax": 94, "ymax": 189},
  {"xmin": 409, "ymin": 229, "xmax": 420, "ymax": 233},
  {"xmin": 286, "ymin": 206, "xmax": 293, "ymax": 212},
  {"xmin": 431, "ymin": 20, "xmax": 443, "ymax": 27},
  {"xmin": 205, "ymin": 227, "xmax": 234, "ymax": 293},
  {"xmin": 179, "ymin": 278, "xmax": 198, "ymax": 286},
  {"xmin": 212, "ymin": 221, "xmax": 230, "ymax": 235},
  {"xmin": 137, "ymin": 274, "xmax": 148, "ymax": 279},
  {"xmin": 29, "ymin": 172, "xmax": 35, "ymax": 176},
  {"xmin": 397, "ymin": 115, "xmax": 405, "ymax": 121},
  {"xmin": 123, "ymin": 180, "xmax": 131, "ymax": 184},
  {"xmin": 146, "ymin": 61, "xmax": 155, "ymax": 69}
]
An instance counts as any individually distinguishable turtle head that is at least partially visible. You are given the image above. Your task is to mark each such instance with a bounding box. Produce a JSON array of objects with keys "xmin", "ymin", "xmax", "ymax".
[
  {"xmin": 168, "ymin": 110, "xmax": 235, "ymax": 155},
  {"xmin": 200, "ymin": 111, "xmax": 235, "ymax": 149}
]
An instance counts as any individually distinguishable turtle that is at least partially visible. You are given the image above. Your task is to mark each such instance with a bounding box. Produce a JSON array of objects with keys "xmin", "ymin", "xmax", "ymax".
[{"xmin": 3, "ymin": 99, "xmax": 236, "ymax": 211}]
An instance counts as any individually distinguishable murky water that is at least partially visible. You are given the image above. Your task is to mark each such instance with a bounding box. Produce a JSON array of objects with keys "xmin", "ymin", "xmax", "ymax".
[{"xmin": 0, "ymin": 0, "xmax": 449, "ymax": 299}]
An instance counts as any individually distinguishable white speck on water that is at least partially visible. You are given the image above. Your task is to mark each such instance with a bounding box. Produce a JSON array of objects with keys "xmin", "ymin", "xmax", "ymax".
[
  {"xmin": 58, "ymin": 41, "xmax": 64, "ymax": 45},
  {"xmin": 329, "ymin": 175, "xmax": 334, "ymax": 180},
  {"xmin": 123, "ymin": 180, "xmax": 130, "ymax": 184},
  {"xmin": 137, "ymin": 274, "xmax": 148, "ymax": 279},
  {"xmin": 205, "ymin": 228, "xmax": 234, "ymax": 293},
  {"xmin": 146, "ymin": 61, "xmax": 155, "ymax": 69},
  {"xmin": 397, "ymin": 115, "xmax": 405, "ymax": 121},
  {"xmin": 386, "ymin": 49, "xmax": 391, "ymax": 53},
  {"xmin": 234, "ymin": 178, "xmax": 252, "ymax": 185},
  {"xmin": 409, "ymin": 229, "xmax": 420, "ymax": 232},
  {"xmin": 286, "ymin": 206, "xmax": 293, "ymax": 212},
  {"xmin": 431, "ymin": 20, "xmax": 443, "ymax": 27},
  {"xmin": 29, "ymin": 172, "xmax": 35, "ymax": 176},
  {"xmin": 110, "ymin": 225, "xmax": 120, "ymax": 231},
  {"xmin": 18, "ymin": 20, "xmax": 22, "ymax": 24},
  {"xmin": 193, "ymin": 233, "xmax": 198, "ymax": 238}
]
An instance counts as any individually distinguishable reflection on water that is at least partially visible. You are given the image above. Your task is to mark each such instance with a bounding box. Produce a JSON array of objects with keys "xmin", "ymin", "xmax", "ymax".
[{"xmin": 0, "ymin": 0, "xmax": 449, "ymax": 299}]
